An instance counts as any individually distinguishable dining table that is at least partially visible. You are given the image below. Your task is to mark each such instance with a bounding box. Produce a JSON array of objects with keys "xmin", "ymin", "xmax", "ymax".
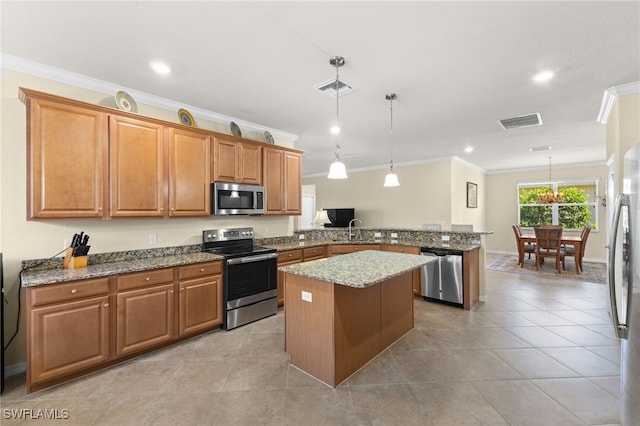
[{"xmin": 519, "ymin": 230, "xmax": 584, "ymax": 273}]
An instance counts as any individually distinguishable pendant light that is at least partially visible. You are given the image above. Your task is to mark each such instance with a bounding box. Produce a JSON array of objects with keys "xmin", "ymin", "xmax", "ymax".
[
  {"xmin": 537, "ymin": 156, "xmax": 564, "ymax": 203},
  {"xmin": 327, "ymin": 56, "xmax": 348, "ymax": 179},
  {"xmin": 383, "ymin": 93, "xmax": 400, "ymax": 187}
]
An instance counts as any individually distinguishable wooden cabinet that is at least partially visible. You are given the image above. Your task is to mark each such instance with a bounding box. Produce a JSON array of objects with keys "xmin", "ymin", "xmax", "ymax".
[
  {"xmin": 302, "ymin": 245, "xmax": 326, "ymax": 261},
  {"xmin": 26, "ymin": 278, "xmax": 111, "ymax": 392},
  {"xmin": 24, "ymin": 92, "xmax": 108, "ymax": 219},
  {"xmin": 109, "ymin": 116, "xmax": 165, "ymax": 217},
  {"xmin": 382, "ymin": 245, "xmax": 422, "ymax": 297},
  {"xmin": 213, "ymin": 137, "xmax": 262, "ymax": 184},
  {"xmin": 168, "ymin": 128, "xmax": 211, "ymax": 216},
  {"xmin": 178, "ymin": 262, "xmax": 223, "ymax": 336},
  {"xmin": 263, "ymin": 147, "xmax": 302, "ymax": 215},
  {"xmin": 115, "ymin": 269, "xmax": 175, "ymax": 356},
  {"xmin": 329, "ymin": 244, "xmax": 381, "ymax": 256},
  {"xmin": 277, "ymin": 249, "xmax": 303, "ymax": 306}
]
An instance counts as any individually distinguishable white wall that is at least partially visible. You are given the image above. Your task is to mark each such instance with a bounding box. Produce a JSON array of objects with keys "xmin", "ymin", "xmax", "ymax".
[{"xmin": 0, "ymin": 70, "xmax": 297, "ymax": 366}]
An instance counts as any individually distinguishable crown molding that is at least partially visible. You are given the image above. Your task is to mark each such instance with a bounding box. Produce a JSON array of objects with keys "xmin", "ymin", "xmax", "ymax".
[
  {"xmin": 1, "ymin": 53, "xmax": 298, "ymax": 141},
  {"xmin": 597, "ymin": 81, "xmax": 640, "ymax": 124},
  {"xmin": 487, "ymin": 160, "xmax": 606, "ymax": 175}
]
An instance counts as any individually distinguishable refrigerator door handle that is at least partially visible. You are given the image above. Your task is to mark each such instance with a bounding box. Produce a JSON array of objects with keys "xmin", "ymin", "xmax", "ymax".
[{"xmin": 608, "ymin": 192, "xmax": 632, "ymax": 339}]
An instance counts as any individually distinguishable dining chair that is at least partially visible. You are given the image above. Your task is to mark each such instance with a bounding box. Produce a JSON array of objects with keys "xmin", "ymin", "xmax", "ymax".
[
  {"xmin": 534, "ymin": 226, "xmax": 565, "ymax": 273},
  {"xmin": 564, "ymin": 225, "xmax": 591, "ymax": 272},
  {"xmin": 512, "ymin": 225, "xmax": 535, "ymax": 267}
]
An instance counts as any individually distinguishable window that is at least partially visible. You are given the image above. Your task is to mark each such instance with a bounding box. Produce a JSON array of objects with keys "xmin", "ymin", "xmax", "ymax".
[{"xmin": 518, "ymin": 179, "xmax": 598, "ymax": 230}]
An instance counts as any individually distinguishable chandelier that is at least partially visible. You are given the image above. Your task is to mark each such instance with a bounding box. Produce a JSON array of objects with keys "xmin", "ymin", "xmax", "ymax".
[
  {"xmin": 537, "ymin": 157, "xmax": 564, "ymax": 203},
  {"xmin": 327, "ymin": 56, "xmax": 348, "ymax": 179},
  {"xmin": 383, "ymin": 93, "xmax": 400, "ymax": 187}
]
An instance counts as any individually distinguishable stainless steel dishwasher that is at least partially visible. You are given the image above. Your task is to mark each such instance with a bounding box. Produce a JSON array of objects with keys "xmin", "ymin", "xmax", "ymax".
[{"xmin": 420, "ymin": 247, "xmax": 463, "ymax": 306}]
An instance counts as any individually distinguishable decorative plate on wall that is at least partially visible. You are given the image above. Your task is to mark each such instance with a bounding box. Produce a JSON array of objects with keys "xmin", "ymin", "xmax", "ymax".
[
  {"xmin": 115, "ymin": 91, "xmax": 138, "ymax": 113},
  {"xmin": 264, "ymin": 131, "xmax": 275, "ymax": 144},
  {"xmin": 178, "ymin": 109, "xmax": 196, "ymax": 127},
  {"xmin": 230, "ymin": 121, "xmax": 242, "ymax": 137}
]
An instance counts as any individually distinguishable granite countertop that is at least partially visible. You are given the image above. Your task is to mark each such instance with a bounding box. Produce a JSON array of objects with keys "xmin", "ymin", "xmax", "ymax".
[
  {"xmin": 21, "ymin": 252, "xmax": 223, "ymax": 287},
  {"xmin": 263, "ymin": 239, "xmax": 479, "ymax": 252},
  {"xmin": 279, "ymin": 250, "xmax": 436, "ymax": 288}
]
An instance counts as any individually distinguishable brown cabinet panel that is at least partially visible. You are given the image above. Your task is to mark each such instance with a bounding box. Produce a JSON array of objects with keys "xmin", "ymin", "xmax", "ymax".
[
  {"xmin": 27, "ymin": 97, "xmax": 107, "ymax": 219},
  {"xmin": 329, "ymin": 244, "xmax": 381, "ymax": 256},
  {"xmin": 168, "ymin": 128, "xmax": 211, "ymax": 216},
  {"xmin": 382, "ymin": 245, "xmax": 420, "ymax": 255},
  {"xmin": 179, "ymin": 276, "xmax": 223, "ymax": 336},
  {"xmin": 30, "ymin": 278, "xmax": 110, "ymax": 307},
  {"xmin": 213, "ymin": 137, "xmax": 262, "ymax": 184},
  {"xmin": 116, "ymin": 268, "xmax": 174, "ymax": 291},
  {"xmin": 302, "ymin": 246, "xmax": 327, "ymax": 261},
  {"xmin": 109, "ymin": 116, "xmax": 165, "ymax": 217},
  {"xmin": 263, "ymin": 147, "xmax": 302, "ymax": 215},
  {"xmin": 178, "ymin": 261, "xmax": 222, "ymax": 280},
  {"xmin": 277, "ymin": 249, "xmax": 303, "ymax": 306},
  {"xmin": 29, "ymin": 295, "xmax": 110, "ymax": 385},
  {"xmin": 116, "ymin": 283, "xmax": 175, "ymax": 356}
]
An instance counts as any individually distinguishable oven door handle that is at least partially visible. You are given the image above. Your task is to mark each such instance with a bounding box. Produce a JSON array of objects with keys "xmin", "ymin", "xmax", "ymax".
[{"xmin": 227, "ymin": 252, "xmax": 278, "ymax": 265}]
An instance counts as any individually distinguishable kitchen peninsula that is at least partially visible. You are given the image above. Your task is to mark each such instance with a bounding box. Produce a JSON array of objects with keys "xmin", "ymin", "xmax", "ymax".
[{"xmin": 280, "ymin": 250, "xmax": 433, "ymax": 387}]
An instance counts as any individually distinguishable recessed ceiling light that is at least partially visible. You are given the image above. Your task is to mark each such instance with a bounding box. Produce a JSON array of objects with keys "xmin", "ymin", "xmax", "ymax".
[
  {"xmin": 464, "ymin": 146, "xmax": 474, "ymax": 153},
  {"xmin": 533, "ymin": 70, "xmax": 554, "ymax": 82},
  {"xmin": 150, "ymin": 61, "xmax": 172, "ymax": 75}
]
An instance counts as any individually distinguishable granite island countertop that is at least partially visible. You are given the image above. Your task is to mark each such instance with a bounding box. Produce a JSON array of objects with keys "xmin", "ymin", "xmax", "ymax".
[
  {"xmin": 21, "ymin": 252, "xmax": 223, "ymax": 287},
  {"xmin": 279, "ymin": 249, "xmax": 435, "ymax": 288},
  {"xmin": 262, "ymin": 238, "xmax": 479, "ymax": 252}
]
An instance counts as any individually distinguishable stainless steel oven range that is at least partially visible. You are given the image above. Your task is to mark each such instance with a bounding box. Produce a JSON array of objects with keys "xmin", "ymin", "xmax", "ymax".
[{"xmin": 202, "ymin": 228, "xmax": 278, "ymax": 330}]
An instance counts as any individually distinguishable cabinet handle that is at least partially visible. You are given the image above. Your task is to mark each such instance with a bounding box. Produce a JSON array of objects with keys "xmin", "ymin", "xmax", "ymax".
[
  {"xmin": 181, "ymin": 287, "xmax": 185, "ymax": 292},
  {"xmin": 200, "ymin": 268, "xmax": 205, "ymax": 272},
  {"xmin": 98, "ymin": 207, "xmax": 103, "ymax": 212},
  {"xmin": 103, "ymin": 303, "xmax": 109, "ymax": 308},
  {"xmin": 171, "ymin": 208, "xmax": 175, "ymax": 212},
  {"xmin": 170, "ymin": 290, "xmax": 174, "ymax": 294},
  {"xmin": 71, "ymin": 289, "xmax": 78, "ymax": 294},
  {"xmin": 160, "ymin": 208, "xmax": 164, "ymax": 211},
  {"xmin": 145, "ymin": 277, "xmax": 151, "ymax": 281}
]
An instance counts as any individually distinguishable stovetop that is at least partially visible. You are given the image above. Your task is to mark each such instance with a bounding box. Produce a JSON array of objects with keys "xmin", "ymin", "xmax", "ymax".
[{"xmin": 202, "ymin": 227, "xmax": 276, "ymax": 259}]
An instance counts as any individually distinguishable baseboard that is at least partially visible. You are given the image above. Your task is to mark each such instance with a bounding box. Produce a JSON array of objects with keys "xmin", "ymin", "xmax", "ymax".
[{"xmin": 5, "ymin": 361, "xmax": 26, "ymax": 377}]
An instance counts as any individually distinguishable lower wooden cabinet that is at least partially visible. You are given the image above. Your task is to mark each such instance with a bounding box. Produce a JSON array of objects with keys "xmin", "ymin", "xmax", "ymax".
[
  {"xmin": 277, "ymin": 249, "xmax": 303, "ymax": 306},
  {"xmin": 382, "ymin": 245, "xmax": 422, "ymax": 297},
  {"xmin": 329, "ymin": 244, "xmax": 381, "ymax": 256},
  {"xmin": 28, "ymin": 293, "xmax": 111, "ymax": 388},
  {"xmin": 26, "ymin": 261, "xmax": 223, "ymax": 393},
  {"xmin": 116, "ymin": 283, "xmax": 175, "ymax": 357}
]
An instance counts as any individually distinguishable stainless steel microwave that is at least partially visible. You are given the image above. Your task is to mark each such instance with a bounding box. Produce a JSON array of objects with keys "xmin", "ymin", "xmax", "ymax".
[{"xmin": 212, "ymin": 182, "xmax": 265, "ymax": 215}]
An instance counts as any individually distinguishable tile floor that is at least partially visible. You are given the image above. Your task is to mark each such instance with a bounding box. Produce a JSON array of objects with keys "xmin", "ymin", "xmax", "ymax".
[{"xmin": 1, "ymin": 257, "xmax": 621, "ymax": 425}]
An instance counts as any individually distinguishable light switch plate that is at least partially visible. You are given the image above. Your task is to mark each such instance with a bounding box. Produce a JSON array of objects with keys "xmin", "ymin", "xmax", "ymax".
[
  {"xmin": 301, "ymin": 291, "xmax": 312, "ymax": 302},
  {"xmin": 442, "ymin": 235, "xmax": 450, "ymax": 242}
]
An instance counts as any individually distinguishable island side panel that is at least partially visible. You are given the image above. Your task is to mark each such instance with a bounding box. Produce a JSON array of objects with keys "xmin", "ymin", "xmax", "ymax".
[
  {"xmin": 380, "ymin": 271, "xmax": 414, "ymax": 349},
  {"xmin": 333, "ymin": 283, "xmax": 381, "ymax": 386},
  {"xmin": 284, "ymin": 273, "xmax": 336, "ymax": 386},
  {"xmin": 463, "ymin": 248, "xmax": 480, "ymax": 310}
]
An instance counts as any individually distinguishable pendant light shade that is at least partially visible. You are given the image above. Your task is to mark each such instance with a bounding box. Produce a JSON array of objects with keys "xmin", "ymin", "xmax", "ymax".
[
  {"xmin": 383, "ymin": 93, "xmax": 400, "ymax": 187},
  {"xmin": 326, "ymin": 56, "xmax": 348, "ymax": 179},
  {"xmin": 537, "ymin": 156, "xmax": 564, "ymax": 203}
]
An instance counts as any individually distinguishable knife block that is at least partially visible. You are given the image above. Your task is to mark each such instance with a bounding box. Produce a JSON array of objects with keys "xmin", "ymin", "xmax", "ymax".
[{"xmin": 63, "ymin": 247, "xmax": 88, "ymax": 269}]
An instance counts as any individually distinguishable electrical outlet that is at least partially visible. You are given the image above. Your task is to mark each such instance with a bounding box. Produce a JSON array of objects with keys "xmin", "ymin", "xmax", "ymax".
[
  {"xmin": 149, "ymin": 233, "xmax": 157, "ymax": 244},
  {"xmin": 442, "ymin": 235, "xmax": 450, "ymax": 242},
  {"xmin": 301, "ymin": 291, "xmax": 313, "ymax": 302},
  {"xmin": 299, "ymin": 234, "xmax": 305, "ymax": 240},
  {"xmin": 391, "ymin": 233, "xmax": 398, "ymax": 238},
  {"xmin": 374, "ymin": 232, "xmax": 382, "ymax": 238}
]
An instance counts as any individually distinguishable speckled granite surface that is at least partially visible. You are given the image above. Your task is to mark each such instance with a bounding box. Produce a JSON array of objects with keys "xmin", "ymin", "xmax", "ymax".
[
  {"xmin": 260, "ymin": 238, "xmax": 479, "ymax": 252},
  {"xmin": 21, "ymin": 252, "xmax": 222, "ymax": 287},
  {"xmin": 279, "ymin": 250, "xmax": 435, "ymax": 288}
]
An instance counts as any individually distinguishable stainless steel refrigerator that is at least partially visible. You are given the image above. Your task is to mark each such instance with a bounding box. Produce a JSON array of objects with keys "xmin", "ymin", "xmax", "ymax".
[{"xmin": 608, "ymin": 143, "xmax": 640, "ymax": 425}]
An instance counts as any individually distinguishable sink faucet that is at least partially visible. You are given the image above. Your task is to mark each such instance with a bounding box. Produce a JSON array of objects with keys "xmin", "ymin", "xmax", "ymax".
[{"xmin": 348, "ymin": 219, "xmax": 362, "ymax": 241}]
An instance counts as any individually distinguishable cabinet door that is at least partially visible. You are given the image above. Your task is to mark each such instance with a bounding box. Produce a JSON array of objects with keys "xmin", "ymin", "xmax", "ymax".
[
  {"xmin": 29, "ymin": 295, "xmax": 110, "ymax": 385},
  {"xmin": 27, "ymin": 98, "xmax": 107, "ymax": 219},
  {"xmin": 264, "ymin": 148, "xmax": 284, "ymax": 214},
  {"xmin": 239, "ymin": 143, "xmax": 262, "ymax": 185},
  {"xmin": 179, "ymin": 276, "xmax": 222, "ymax": 335},
  {"xmin": 284, "ymin": 151, "xmax": 302, "ymax": 214},
  {"xmin": 277, "ymin": 249, "xmax": 303, "ymax": 305},
  {"xmin": 168, "ymin": 128, "xmax": 211, "ymax": 216},
  {"xmin": 116, "ymin": 283, "xmax": 174, "ymax": 356},
  {"xmin": 110, "ymin": 116, "xmax": 165, "ymax": 217},
  {"xmin": 212, "ymin": 137, "xmax": 238, "ymax": 182}
]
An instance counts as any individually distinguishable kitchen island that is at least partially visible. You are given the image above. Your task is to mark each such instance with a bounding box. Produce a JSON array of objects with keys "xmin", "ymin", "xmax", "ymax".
[{"xmin": 280, "ymin": 250, "xmax": 433, "ymax": 387}]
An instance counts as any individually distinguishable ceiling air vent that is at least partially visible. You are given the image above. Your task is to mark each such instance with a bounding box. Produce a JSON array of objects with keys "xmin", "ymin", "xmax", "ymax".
[
  {"xmin": 314, "ymin": 78, "xmax": 354, "ymax": 97},
  {"xmin": 497, "ymin": 112, "xmax": 542, "ymax": 130}
]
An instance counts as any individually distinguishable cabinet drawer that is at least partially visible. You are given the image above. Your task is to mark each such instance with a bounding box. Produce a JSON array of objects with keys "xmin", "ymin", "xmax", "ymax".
[
  {"xmin": 303, "ymin": 246, "xmax": 326, "ymax": 260},
  {"xmin": 278, "ymin": 249, "xmax": 302, "ymax": 263},
  {"xmin": 178, "ymin": 261, "xmax": 222, "ymax": 280},
  {"xmin": 117, "ymin": 268, "xmax": 174, "ymax": 291},
  {"xmin": 383, "ymin": 245, "xmax": 420, "ymax": 254},
  {"xmin": 30, "ymin": 278, "xmax": 110, "ymax": 307}
]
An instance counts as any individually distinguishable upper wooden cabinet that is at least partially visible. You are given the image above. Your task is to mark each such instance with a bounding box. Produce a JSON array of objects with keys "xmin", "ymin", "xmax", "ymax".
[
  {"xmin": 24, "ymin": 93, "xmax": 108, "ymax": 219},
  {"xmin": 212, "ymin": 137, "xmax": 262, "ymax": 185},
  {"xmin": 109, "ymin": 116, "xmax": 165, "ymax": 217},
  {"xmin": 168, "ymin": 128, "xmax": 211, "ymax": 216},
  {"xmin": 264, "ymin": 146, "xmax": 302, "ymax": 215}
]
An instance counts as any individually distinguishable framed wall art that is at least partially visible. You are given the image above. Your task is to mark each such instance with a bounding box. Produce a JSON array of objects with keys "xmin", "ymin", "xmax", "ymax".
[{"xmin": 467, "ymin": 182, "xmax": 478, "ymax": 208}]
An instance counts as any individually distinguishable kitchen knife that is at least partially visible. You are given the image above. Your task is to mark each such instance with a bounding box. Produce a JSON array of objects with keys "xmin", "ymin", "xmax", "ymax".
[
  {"xmin": 70, "ymin": 233, "xmax": 79, "ymax": 248},
  {"xmin": 77, "ymin": 232, "xmax": 84, "ymax": 247},
  {"xmin": 81, "ymin": 234, "xmax": 89, "ymax": 246}
]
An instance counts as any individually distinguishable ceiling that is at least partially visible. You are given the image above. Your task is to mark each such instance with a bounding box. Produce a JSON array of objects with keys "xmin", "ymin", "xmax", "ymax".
[{"xmin": 2, "ymin": 1, "xmax": 639, "ymax": 177}]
